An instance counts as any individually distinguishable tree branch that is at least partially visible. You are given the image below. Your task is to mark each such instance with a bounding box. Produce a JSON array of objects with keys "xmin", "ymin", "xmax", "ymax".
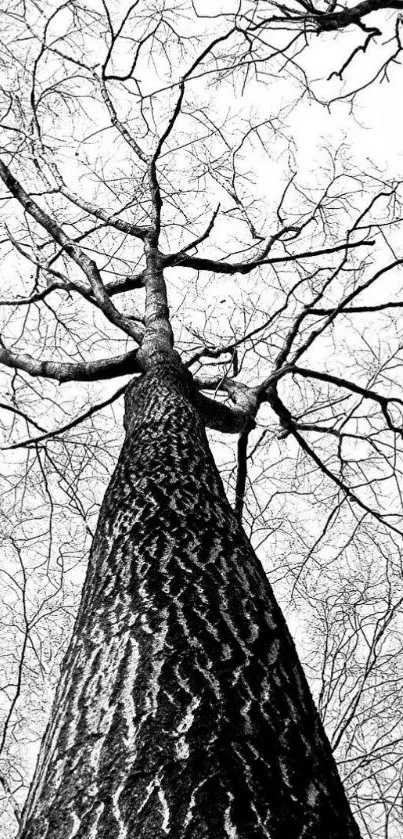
[
  {"xmin": 164, "ymin": 238, "xmax": 374, "ymax": 275},
  {"xmin": 0, "ymin": 159, "xmax": 144, "ymax": 343},
  {"xmin": 292, "ymin": 366, "xmax": 403, "ymax": 435},
  {"xmin": 0, "ymin": 345, "xmax": 140, "ymax": 383},
  {"xmin": 1, "ymin": 385, "xmax": 128, "ymax": 450},
  {"xmin": 265, "ymin": 385, "xmax": 403, "ymax": 536},
  {"xmin": 235, "ymin": 424, "xmax": 253, "ymax": 523}
]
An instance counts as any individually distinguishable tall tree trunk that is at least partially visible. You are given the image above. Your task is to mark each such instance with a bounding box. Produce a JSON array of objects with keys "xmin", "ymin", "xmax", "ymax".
[{"xmin": 18, "ymin": 357, "xmax": 361, "ymax": 839}]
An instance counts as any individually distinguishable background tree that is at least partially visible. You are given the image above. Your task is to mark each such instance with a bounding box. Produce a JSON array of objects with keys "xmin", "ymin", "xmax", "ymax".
[{"xmin": 0, "ymin": 1, "xmax": 402, "ymax": 836}]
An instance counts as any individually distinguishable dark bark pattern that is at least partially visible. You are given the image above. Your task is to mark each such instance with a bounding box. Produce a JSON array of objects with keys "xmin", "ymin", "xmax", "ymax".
[{"xmin": 18, "ymin": 359, "xmax": 361, "ymax": 839}]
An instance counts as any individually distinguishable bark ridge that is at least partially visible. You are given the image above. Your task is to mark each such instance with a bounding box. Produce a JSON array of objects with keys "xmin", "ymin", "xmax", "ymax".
[{"xmin": 18, "ymin": 361, "xmax": 361, "ymax": 839}]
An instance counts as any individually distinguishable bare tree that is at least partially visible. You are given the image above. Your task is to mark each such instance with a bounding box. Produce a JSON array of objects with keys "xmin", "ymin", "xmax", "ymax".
[{"xmin": 0, "ymin": 1, "xmax": 402, "ymax": 837}]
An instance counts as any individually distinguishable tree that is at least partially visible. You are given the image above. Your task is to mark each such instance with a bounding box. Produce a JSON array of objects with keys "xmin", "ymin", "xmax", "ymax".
[{"xmin": 0, "ymin": 1, "xmax": 402, "ymax": 836}]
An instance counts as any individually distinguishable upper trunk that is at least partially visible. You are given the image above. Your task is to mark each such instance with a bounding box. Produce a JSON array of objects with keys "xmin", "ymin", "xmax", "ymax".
[{"xmin": 18, "ymin": 356, "xmax": 361, "ymax": 839}]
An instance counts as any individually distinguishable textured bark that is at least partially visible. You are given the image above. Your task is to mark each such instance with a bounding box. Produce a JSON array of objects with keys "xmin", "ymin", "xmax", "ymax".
[{"xmin": 18, "ymin": 357, "xmax": 361, "ymax": 839}]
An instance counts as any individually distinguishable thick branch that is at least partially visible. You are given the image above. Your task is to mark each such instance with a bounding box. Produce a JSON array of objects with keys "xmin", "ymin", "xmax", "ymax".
[
  {"xmin": 194, "ymin": 391, "xmax": 251, "ymax": 434},
  {"xmin": 164, "ymin": 238, "xmax": 373, "ymax": 275},
  {"xmin": 251, "ymin": 0, "xmax": 403, "ymax": 32},
  {"xmin": 235, "ymin": 425, "xmax": 253, "ymax": 522},
  {"xmin": 0, "ymin": 345, "xmax": 140, "ymax": 383},
  {"xmin": 0, "ymin": 160, "xmax": 144, "ymax": 343},
  {"xmin": 313, "ymin": 0, "xmax": 403, "ymax": 31}
]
